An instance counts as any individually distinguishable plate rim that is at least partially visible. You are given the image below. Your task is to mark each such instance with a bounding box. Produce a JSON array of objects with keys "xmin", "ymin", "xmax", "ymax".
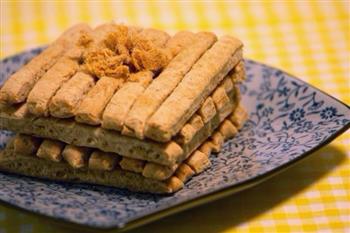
[
  {"xmin": 0, "ymin": 48, "xmax": 349, "ymax": 230},
  {"xmin": 1, "ymin": 120, "xmax": 348, "ymax": 231}
]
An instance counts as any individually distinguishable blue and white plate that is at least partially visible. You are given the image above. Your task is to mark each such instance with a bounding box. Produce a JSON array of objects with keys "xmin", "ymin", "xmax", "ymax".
[{"xmin": 0, "ymin": 47, "xmax": 349, "ymax": 230}]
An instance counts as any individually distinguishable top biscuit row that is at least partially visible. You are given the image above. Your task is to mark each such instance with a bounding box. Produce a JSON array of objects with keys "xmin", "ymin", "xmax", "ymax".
[{"xmin": 0, "ymin": 22, "xmax": 243, "ymax": 143}]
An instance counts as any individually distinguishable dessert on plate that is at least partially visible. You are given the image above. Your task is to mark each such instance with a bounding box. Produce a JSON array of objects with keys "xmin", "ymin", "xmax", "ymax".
[{"xmin": 0, "ymin": 22, "xmax": 247, "ymax": 193}]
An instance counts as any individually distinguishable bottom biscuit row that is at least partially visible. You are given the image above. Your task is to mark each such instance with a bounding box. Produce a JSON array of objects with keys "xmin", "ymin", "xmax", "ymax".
[{"xmin": 0, "ymin": 108, "xmax": 247, "ymax": 193}]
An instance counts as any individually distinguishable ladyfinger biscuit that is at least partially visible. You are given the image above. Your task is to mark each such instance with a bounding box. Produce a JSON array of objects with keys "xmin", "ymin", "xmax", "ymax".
[
  {"xmin": 201, "ymin": 109, "xmax": 246, "ymax": 157},
  {"xmin": 0, "ymin": 71, "xmax": 241, "ymax": 166},
  {"xmin": 0, "ymin": 23, "xmax": 91, "ymax": 105},
  {"xmin": 166, "ymin": 176, "xmax": 184, "ymax": 193},
  {"xmin": 198, "ymin": 97, "xmax": 217, "ymax": 123},
  {"xmin": 62, "ymin": 145, "xmax": 91, "ymax": 169},
  {"xmin": 176, "ymin": 114, "xmax": 204, "ymax": 144},
  {"xmin": 102, "ymin": 72, "xmax": 152, "ymax": 131},
  {"xmin": 221, "ymin": 77, "xmax": 234, "ymax": 93},
  {"xmin": 185, "ymin": 150, "xmax": 211, "ymax": 173},
  {"xmin": 0, "ymin": 72, "xmax": 241, "ymax": 166},
  {"xmin": 180, "ymin": 111, "xmax": 242, "ymax": 176},
  {"xmin": 212, "ymin": 86, "xmax": 232, "ymax": 120},
  {"xmin": 219, "ymin": 119, "xmax": 238, "ymax": 139},
  {"xmin": 36, "ymin": 139, "xmax": 65, "ymax": 162},
  {"xmin": 172, "ymin": 75, "xmax": 238, "ymax": 146},
  {"xmin": 48, "ymin": 24, "xmax": 122, "ymax": 118},
  {"xmin": 210, "ymin": 132, "xmax": 224, "ymax": 153},
  {"xmin": 124, "ymin": 32, "xmax": 217, "ymax": 139},
  {"xmin": 9, "ymin": 127, "xmax": 215, "ymax": 182},
  {"xmin": 142, "ymin": 163, "xmax": 178, "ymax": 180},
  {"xmin": 185, "ymin": 108, "xmax": 240, "ymax": 161},
  {"xmin": 102, "ymin": 82, "xmax": 145, "ymax": 131},
  {"xmin": 0, "ymin": 106, "xmax": 246, "ymax": 193},
  {"xmin": 230, "ymin": 104, "xmax": 248, "ymax": 128},
  {"xmin": 27, "ymin": 57, "xmax": 79, "ymax": 116},
  {"xmin": 17, "ymin": 103, "xmax": 243, "ymax": 181},
  {"xmin": 229, "ymin": 60, "xmax": 246, "ymax": 84},
  {"xmin": 0, "ymin": 149, "xmax": 176, "ymax": 193},
  {"xmin": 145, "ymin": 37, "xmax": 243, "ymax": 142},
  {"xmin": 0, "ymin": 81, "xmax": 238, "ymax": 167},
  {"xmin": 49, "ymin": 72, "xmax": 95, "ymax": 118},
  {"xmin": 75, "ymin": 76, "xmax": 124, "ymax": 125},
  {"xmin": 119, "ymin": 157, "xmax": 145, "ymax": 173},
  {"xmin": 88, "ymin": 150, "xmax": 120, "ymax": 171},
  {"xmin": 13, "ymin": 134, "xmax": 41, "ymax": 155},
  {"xmin": 0, "ymin": 112, "xmax": 184, "ymax": 166},
  {"xmin": 181, "ymin": 95, "xmax": 239, "ymax": 159},
  {"xmin": 198, "ymin": 141, "xmax": 214, "ymax": 157},
  {"xmin": 174, "ymin": 163, "xmax": 195, "ymax": 183}
]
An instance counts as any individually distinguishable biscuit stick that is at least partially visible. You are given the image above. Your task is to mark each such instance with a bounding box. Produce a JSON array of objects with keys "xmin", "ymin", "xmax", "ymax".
[
  {"xmin": 62, "ymin": 145, "xmax": 91, "ymax": 169},
  {"xmin": 142, "ymin": 163, "xmax": 178, "ymax": 180},
  {"xmin": 185, "ymin": 150, "xmax": 211, "ymax": 173},
  {"xmin": 102, "ymin": 71, "xmax": 153, "ymax": 131},
  {"xmin": 176, "ymin": 76, "xmax": 234, "ymax": 145},
  {"xmin": 0, "ymin": 23, "xmax": 91, "ymax": 105},
  {"xmin": 26, "ymin": 57, "xmax": 80, "ymax": 116},
  {"xmin": 7, "ymin": 105, "xmax": 243, "ymax": 182},
  {"xmin": 49, "ymin": 72, "xmax": 95, "ymax": 118},
  {"xmin": 121, "ymin": 104, "xmax": 239, "ymax": 180},
  {"xmin": 176, "ymin": 114, "xmax": 204, "ymax": 145},
  {"xmin": 36, "ymin": 139, "xmax": 65, "ymax": 162},
  {"xmin": 145, "ymin": 36, "xmax": 243, "ymax": 142},
  {"xmin": 75, "ymin": 76, "xmax": 124, "ymax": 125},
  {"xmin": 0, "ymin": 104, "xmax": 247, "ymax": 194},
  {"xmin": 124, "ymin": 32, "xmax": 217, "ymax": 139},
  {"xmin": 174, "ymin": 163, "xmax": 195, "ymax": 183},
  {"xmin": 198, "ymin": 97, "xmax": 217, "ymax": 123},
  {"xmin": 230, "ymin": 104, "xmax": 248, "ymax": 128},
  {"xmin": 212, "ymin": 86, "xmax": 233, "ymax": 121},
  {"xmin": 0, "ymin": 76, "xmax": 240, "ymax": 166},
  {"xmin": 49, "ymin": 24, "xmax": 120, "ymax": 118},
  {"xmin": 88, "ymin": 150, "xmax": 120, "ymax": 171},
  {"xmin": 13, "ymin": 134, "xmax": 41, "ymax": 155},
  {"xmin": 229, "ymin": 60, "xmax": 246, "ymax": 84},
  {"xmin": 119, "ymin": 157, "xmax": 145, "ymax": 173},
  {"xmin": 181, "ymin": 93, "xmax": 240, "ymax": 160},
  {"xmin": 219, "ymin": 119, "xmax": 238, "ymax": 139}
]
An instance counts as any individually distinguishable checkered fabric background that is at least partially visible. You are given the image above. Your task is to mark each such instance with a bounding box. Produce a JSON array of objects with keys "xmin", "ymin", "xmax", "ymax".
[{"xmin": 0, "ymin": 1, "xmax": 349, "ymax": 232}]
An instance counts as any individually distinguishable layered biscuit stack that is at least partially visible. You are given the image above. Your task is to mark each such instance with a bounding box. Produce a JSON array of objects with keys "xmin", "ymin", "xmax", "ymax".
[{"xmin": 0, "ymin": 23, "xmax": 247, "ymax": 193}]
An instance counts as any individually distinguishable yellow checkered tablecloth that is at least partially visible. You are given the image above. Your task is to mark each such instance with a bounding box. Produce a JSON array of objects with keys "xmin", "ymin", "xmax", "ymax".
[{"xmin": 0, "ymin": 1, "xmax": 349, "ymax": 232}]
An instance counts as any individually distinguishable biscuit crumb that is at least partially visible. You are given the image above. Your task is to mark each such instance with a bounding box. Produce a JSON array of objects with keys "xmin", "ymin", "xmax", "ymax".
[
  {"xmin": 83, "ymin": 48, "xmax": 129, "ymax": 79},
  {"xmin": 131, "ymin": 35, "xmax": 170, "ymax": 72},
  {"xmin": 81, "ymin": 24, "xmax": 170, "ymax": 79},
  {"xmin": 104, "ymin": 25, "xmax": 133, "ymax": 63}
]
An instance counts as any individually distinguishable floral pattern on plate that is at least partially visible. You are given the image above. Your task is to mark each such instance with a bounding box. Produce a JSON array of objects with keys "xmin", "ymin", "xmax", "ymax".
[{"xmin": 0, "ymin": 47, "xmax": 349, "ymax": 229}]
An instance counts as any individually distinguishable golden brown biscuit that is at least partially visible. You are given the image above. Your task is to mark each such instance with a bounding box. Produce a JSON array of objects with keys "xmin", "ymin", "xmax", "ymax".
[
  {"xmin": 49, "ymin": 72, "xmax": 95, "ymax": 118},
  {"xmin": 124, "ymin": 32, "xmax": 217, "ymax": 139},
  {"xmin": 145, "ymin": 37, "xmax": 243, "ymax": 142},
  {"xmin": 27, "ymin": 58, "xmax": 79, "ymax": 116},
  {"xmin": 36, "ymin": 139, "xmax": 65, "ymax": 162},
  {"xmin": 75, "ymin": 76, "xmax": 124, "ymax": 125},
  {"xmin": 0, "ymin": 23, "xmax": 92, "ymax": 104},
  {"xmin": 62, "ymin": 145, "xmax": 91, "ymax": 169}
]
